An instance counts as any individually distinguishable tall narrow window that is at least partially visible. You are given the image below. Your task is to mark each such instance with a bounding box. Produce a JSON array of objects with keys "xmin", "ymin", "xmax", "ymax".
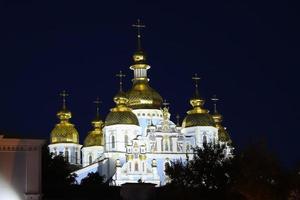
[
  {"xmin": 112, "ymin": 135, "xmax": 115, "ymax": 149},
  {"xmin": 125, "ymin": 135, "xmax": 128, "ymax": 147},
  {"xmin": 142, "ymin": 163, "xmax": 145, "ymax": 172},
  {"xmin": 75, "ymin": 151, "xmax": 78, "ymax": 164},
  {"xmin": 203, "ymin": 135, "xmax": 207, "ymax": 145},
  {"xmin": 89, "ymin": 155, "xmax": 92, "ymax": 165},
  {"xmin": 135, "ymin": 162, "xmax": 138, "ymax": 171},
  {"xmin": 65, "ymin": 150, "xmax": 69, "ymax": 162}
]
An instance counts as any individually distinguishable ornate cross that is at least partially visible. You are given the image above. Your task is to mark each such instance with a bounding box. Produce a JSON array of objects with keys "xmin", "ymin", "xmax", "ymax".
[
  {"xmin": 116, "ymin": 70, "xmax": 126, "ymax": 91},
  {"xmin": 211, "ymin": 95, "xmax": 219, "ymax": 113},
  {"xmin": 192, "ymin": 73, "xmax": 201, "ymax": 89},
  {"xmin": 132, "ymin": 19, "xmax": 146, "ymax": 49},
  {"xmin": 93, "ymin": 97, "xmax": 102, "ymax": 117},
  {"xmin": 59, "ymin": 90, "xmax": 69, "ymax": 109},
  {"xmin": 162, "ymin": 99, "xmax": 170, "ymax": 108}
]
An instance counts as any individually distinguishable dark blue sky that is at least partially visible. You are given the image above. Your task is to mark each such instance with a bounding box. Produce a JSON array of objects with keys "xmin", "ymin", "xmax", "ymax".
[{"xmin": 0, "ymin": 1, "xmax": 298, "ymax": 167}]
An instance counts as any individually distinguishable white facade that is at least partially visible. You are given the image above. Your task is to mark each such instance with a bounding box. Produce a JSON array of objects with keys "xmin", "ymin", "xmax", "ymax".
[
  {"xmin": 70, "ymin": 107, "xmax": 224, "ymax": 186},
  {"xmin": 48, "ymin": 143, "xmax": 82, "ymax": 165}
]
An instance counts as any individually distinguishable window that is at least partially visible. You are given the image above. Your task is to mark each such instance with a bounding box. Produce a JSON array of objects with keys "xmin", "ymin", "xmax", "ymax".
[
  {"xmin": 203, "ymin": 135, "xmax": 207, "ymax": 145},
  {"xmin": 65, "ymin": 150, "xmax": 69, "ymax": 162},
  {"xmin": 75, "ymin": 151, "xmax": 78, "ymax": 164},
  {"xmin": 125, "ymin": 135, "xmax": 128, "ymax": 147},
  {"xmin": 135, "ymin": 162, "xmax": 138, "ymax": 171},
  {"xmin": 111, "ymin": 135, "xmax": 115, "ymax": 149},
  {"xmin": 89, "ymin": 155, "xmax": 92, "ymax": 165},
  {"xmin": 142, "ymin": 163, "xmax": 145, "ymax": 172}
]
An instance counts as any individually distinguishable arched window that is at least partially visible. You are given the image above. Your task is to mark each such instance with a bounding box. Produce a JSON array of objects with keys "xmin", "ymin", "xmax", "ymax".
[
  {"xmin": 65, "ymin": 150, "xmax": 69, "ymax": 162},
  {"xmin": 111, "ymin": 135, "xmax": 115, "ymax": 149},
  {"xmin": 125, "ymin": 135, "xmax": 128, "ymax": 147},
  {"xmin": 203, "ymin": 135, "xmax": 207, "ymax": 145},
  {"xmin": 135, "ymin": 162, "xmax": 138, "ymax": 171},
  {"xmin": 89, "ymin": 155, "xmax": 92, "ymax": 165}
]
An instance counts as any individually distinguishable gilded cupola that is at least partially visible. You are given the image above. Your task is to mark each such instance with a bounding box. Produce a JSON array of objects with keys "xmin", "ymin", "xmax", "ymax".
[
  {"xmin": 105, "ymin": 71, "xmax": 139, "ymax": 126},
  {"xmin": 84, "ymin": 98, "xmax": 104, "ymax": 147},
  {"xmin": 182, "ymin": 75, "xmax": 216, "ymax": 128},
  {"xmin": 50, "ymin": 90, "xmax": 79, "ymax": 144},
  {"xmin": 211, "ymin": 96, "xmax": 231, "ymax": 143},
  {"xmin": 126, "ymin": 19, "xmax": 163, "ymax": 109}
]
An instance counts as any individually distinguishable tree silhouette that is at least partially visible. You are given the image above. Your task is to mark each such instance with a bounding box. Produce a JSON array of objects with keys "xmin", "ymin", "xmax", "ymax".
[
  {"xmin": 80, "ymin": 172, "xmax": 104, "ymax": 186},
  {"xmin": 165, "ymin": 143, "xmax": 233, "ymax": 194}
]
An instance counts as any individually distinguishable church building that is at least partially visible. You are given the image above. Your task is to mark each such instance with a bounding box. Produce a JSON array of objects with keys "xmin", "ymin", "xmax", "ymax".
[{"xmin": 48, "ymin": 20, "xmax": 232, "ymax": 186}]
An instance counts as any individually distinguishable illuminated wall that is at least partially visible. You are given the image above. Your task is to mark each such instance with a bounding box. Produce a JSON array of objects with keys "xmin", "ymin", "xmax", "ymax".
[{"xmin": 0, "ymin": 135, "xmax": 44, "ymax": 200}]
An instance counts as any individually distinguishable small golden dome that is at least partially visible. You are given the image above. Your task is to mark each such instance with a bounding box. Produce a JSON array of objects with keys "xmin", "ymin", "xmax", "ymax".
[
  {"xmin": 105, "ymin": 91, "xmax": 139, "ymax": 126},
  {"xmin": 127, "ymin": 80, "xmax": 163, "ymax": 109},
  {"xmin": 212, "ymin": 112, "xmax": 231, "ymax": 143},
  {"xmin": 50, "ymin": 109, "xmax": 79, "ymax": 144},
  {"xmin": 182, "ymin": 113, "xmax": 216, "ymax": 128},
  {"xmin": 84, "ymin": 120, "xmax": 104, "ymax": 147},
  {"xmin": 182, "ymin": 75, "xmax": 215, "ymax": 128},
  {"xmin": 211, "ymin": 95, "xmax": 231, "ymax": 143}
]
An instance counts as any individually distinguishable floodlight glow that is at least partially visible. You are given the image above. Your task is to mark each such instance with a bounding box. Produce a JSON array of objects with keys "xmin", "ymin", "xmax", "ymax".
[{"xmin": 0, "ymin": 175, "xmax": 21, "ymax": 200}]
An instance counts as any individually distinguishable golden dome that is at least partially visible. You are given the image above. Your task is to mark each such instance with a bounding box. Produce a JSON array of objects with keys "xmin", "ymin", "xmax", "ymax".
[
  {"xmin": 105, "ymin": 91, "xmax": 139, "ymax": 126},
  {"xmin": 50, "ymin": 108, "xmax": 79, "ymax": 144},
  {"xmin": 127, "ymin": 80, "xmax": 163, "ymax": 109},
  {"xmin": 182, "ymin": 98, "xmax": 216, "ymax": 128},
  {"xmin": 84, "ymin": 119, "xmax": 104, "ymax": 147},
  {"xmin": 182, "ymin": 76, "xmax": 215, "ymax": 128},
  {"xmin": 212, "ymin": 113, "xmax": 231, "ymax": 143}
]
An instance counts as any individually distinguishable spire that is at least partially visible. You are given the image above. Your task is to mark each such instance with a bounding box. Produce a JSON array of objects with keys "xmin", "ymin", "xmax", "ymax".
[
  {"xmin": 113, "ymin": 71, "xmax": 129, "ymax": 106},
  {"xmin": 116, "ymin": 70, "xmax": 126, "ymax": 92},
  {"xmin": 132, "ymin": 19, "xmax": 146, "ymax": 50},
  {"xmin": 59, "ymin": 90, "xmax": 69, "ymax": 110},
  {"xmin": 192, "ymin": 73, "xmax": 201, "ymax": 98},
  {"xmin": 57, "ymin": 90, "xmax": 72, "ymax": 122},
  {"xmin": 211, "ymin": 95, "xmax": 219, "ymax": 114},
  {"xmin": 188, "ymin": 73, "xmax": 208, "ymax": 113},
  {"xmin": 93, "ymin": 97, "xmax": 102, "ymax": 120}
]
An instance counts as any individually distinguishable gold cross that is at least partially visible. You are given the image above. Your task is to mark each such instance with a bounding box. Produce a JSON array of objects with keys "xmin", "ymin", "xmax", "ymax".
[
  {"xmin": 93, "ymin": 97, "xmax": 102, "ymax": 118},
  {"xmin": 116, "ymin": 70, "xmax": 126, "ymax": 91},
  {"xmin": 132, "ymin": 19, "xmax": 146, "ymax": 49},
  {"xmin": 59, "ymin": 90, "xmax": 69, "ymax": 109},
  {"xmin": 162, "ymin": 99, "xmax": 170, "ymax": 107},
  {"xmin": 211, "ymin": 95, "xmax": 219, "ymax": 113},
  {"xmin": 192, "ymin": 73, "xmax": 201, "ymax": 88}
]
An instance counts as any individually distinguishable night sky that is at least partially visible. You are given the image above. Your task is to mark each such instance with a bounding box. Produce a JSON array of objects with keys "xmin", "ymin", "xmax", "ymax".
[{"xmin": 0, "ymin": 1, "xmax": 298, "ymax": 167}]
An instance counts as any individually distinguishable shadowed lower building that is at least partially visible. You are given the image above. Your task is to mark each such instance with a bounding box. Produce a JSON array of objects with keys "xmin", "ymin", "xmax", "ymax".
[{"xmin": 0, "ymin": 135, "xmax": 45, "ymax": 200}]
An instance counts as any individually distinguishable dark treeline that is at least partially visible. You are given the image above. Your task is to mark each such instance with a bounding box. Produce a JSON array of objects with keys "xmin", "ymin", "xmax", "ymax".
[{"xmin": 42, "ymin": 142, "xmax": 300, "ymax": 200}]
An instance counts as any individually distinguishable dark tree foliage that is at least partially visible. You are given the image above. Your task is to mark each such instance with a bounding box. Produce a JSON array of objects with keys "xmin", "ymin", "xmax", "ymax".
[
  {"xmin": 80, "ymin": 172, "xmax": 105, "ymax": 186},
  {"xmin": 42, "ymin": 145, "xmax": 78, "ymax": 195},
  {"xmin": 286, "ymin": 162, "xmax": 300, "ymax": 200},
  {"xmin": 231, "ymin": 141, "xmax": 285, "ymax": 200},
  {"xmin": 165, "ymin": 143, "xmax": 233, "ymax": 194}
]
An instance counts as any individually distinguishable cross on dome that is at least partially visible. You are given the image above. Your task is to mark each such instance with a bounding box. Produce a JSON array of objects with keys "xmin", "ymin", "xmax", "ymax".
[
  {"xmin": 59, "ymin": 90, "xmax": 69, "ymax": 109},
  {"xmin": 116, "ymin": 70, "xmax": 126, "ymax": 91},
  {"xmin": 132, "ymin": 19, "xmax": 146, "ymax": 50},
  {"xmin": 211, "ymin": 95, "xmax": 219, "ymax": 114},
  {"xmin": 93, "ymin": 97, "xmax": 102, "ymax": 118}
]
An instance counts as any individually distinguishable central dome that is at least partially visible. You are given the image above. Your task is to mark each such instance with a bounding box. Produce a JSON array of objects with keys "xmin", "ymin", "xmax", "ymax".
[{"xmin": 127, "ymin": 80, "xmax": 163, "ymax": 109}]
